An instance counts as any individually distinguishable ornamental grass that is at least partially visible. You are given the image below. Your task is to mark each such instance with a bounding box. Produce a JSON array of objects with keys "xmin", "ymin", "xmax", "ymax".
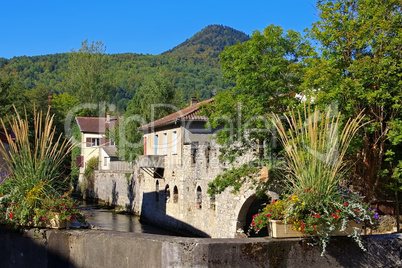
[
  {"xmin": 0, "ymin": 106, "xmax": 86, "ymax": 227},
  {"xmin": 250, "ymin": 106, "xmax": 380, "ymax": 255},
  {"xmin": 270, "ymin": 105, "xmax": 365, "ymax": 203}
]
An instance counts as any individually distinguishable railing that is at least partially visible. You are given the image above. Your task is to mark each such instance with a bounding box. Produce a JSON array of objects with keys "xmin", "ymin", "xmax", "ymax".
[
  {"xmin": 138, "ymin": 155, "xmax": 165, "ymax": 168},
  {"xmin": 108, "ymin": 161, "xmax": 134, "ymax": 171}
]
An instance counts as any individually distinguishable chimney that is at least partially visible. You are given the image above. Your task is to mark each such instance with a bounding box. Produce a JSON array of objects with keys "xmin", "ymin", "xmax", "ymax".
[
  {"xmin": 190, "ymin": 96, "xmax": 197, "ymax": 106},
  {"xmin": 106, "ymin": 113, "xmax": 110, "ymax": 122}
]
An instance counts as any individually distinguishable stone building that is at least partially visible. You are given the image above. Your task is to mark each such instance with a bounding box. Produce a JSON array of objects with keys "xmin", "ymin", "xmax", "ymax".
[{"xmin": 134, "ymin": 97, "xmax": 263, "ymax": 238}]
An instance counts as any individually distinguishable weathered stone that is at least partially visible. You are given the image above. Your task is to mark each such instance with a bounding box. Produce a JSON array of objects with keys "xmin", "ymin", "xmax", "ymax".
[{"xmin": 1, "ymin": 228, "xmax": 401, "ymax": 268}]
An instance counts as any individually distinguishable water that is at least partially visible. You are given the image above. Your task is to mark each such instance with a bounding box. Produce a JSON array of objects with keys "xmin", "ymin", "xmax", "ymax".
[{"xmin": 80, "ymin": 205, "xmax": 182, "ymax": 236}]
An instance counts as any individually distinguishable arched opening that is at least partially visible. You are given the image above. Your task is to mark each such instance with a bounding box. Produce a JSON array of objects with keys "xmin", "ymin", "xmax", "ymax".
[
  {"xmin": 196, "ymin": 186, "xmax": 202, "ymax": 209},
  {"xmin": 173, "ymin": 186, "xmax": 178, "ymax": 203},
  {"xmin": 155, "ymin": 180, "xmax": 159, "ymax": 202},
  {"xmin": 165, "ymin": 184, "xmax": 170, "ymax": 203},
  {"xmin": 237, "ymin": 194, "xmax": 270, "ymax": 237}
]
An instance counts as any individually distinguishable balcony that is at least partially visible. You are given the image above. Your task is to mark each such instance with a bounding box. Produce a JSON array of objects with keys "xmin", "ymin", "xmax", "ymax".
[{"xmin": 138, "ymin": 155, "xmax": 165, "ymax": 178}]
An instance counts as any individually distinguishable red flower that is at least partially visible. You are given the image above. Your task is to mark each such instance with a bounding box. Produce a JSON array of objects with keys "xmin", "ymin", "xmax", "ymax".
[
  {"xmin": 355, "ymin": 209, "xmax": 359, "ymax": 212},
  {"xmin": 315, "ymin": 215, "xmax": 321, "ymax": 218},
  {"xmin": 313, "ymin": 226, "xmax": 316, "ymax": 229},
  {"xmin": 9, "ymin": 214, "xmax": 13, "ymax": 218},
  {"xmin": 330, "ymin": 204, "xmax": 333, "ymax": 206},
  {"xmin": 307, "ymin": 189, "xmax": 311, "ymax": 192},
  {"xmin": 301, "ymin": 229, "xmax": 305, "ymax": 232},
  {"xmin": 268, "ymin": 214, "xmax": 271, "ymax": 217},
  {"xmin": 344, "ymin": 202, "xmax": 348, "ymax": 206},
  {"xmin": 0, "ymin": 194, "xmax": 2, "ymax": 197},
  {"xmin": 334, "ymin": 215, "xmax": 338, "ymax": 219}
]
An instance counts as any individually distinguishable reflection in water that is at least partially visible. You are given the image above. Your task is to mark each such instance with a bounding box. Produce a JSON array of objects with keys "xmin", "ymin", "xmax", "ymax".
[{"xmin": 82, "ymin": 206, "xmax": 181, "ymax": 236}]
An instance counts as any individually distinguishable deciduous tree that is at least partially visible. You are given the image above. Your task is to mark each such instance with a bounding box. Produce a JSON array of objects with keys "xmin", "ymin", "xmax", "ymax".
[{"xmin": 303, "ymin": 0, "xmax": 402, "ymax": 201}]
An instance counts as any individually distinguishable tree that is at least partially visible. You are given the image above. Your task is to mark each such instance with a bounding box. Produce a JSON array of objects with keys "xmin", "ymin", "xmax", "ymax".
[
  {"xmin": 0, "ymin": 77, "xmax": 29, "ymax": 121},
  {"xmin": 303, "ymin": 0, "xmax": 402, "ymax": 202},
  {"xmin": 119, "ymin": 75, "xmax": 175, "ymax": 160},
  {"xmin": 65, "ymin": 39, "xmax": 112, "ymax": 104},
  {"xmin": 202, "ymin": 24, "xmax": 311, "ymax": 161}
]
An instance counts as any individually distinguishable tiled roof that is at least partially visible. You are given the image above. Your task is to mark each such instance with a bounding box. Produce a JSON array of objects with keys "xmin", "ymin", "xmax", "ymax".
[
  {"xmin": 138, "ymin": 98, "xmax": 213, "ymax": 130},
  {"xmin": 75, "ymin": 117, "xmax": 118, "ymax": 134}
]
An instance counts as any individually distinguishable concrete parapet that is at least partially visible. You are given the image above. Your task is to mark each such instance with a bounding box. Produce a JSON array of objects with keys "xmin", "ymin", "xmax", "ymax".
[{"xmin": 1, "ymin": 227, "xmax": 402, "ymax": 268}]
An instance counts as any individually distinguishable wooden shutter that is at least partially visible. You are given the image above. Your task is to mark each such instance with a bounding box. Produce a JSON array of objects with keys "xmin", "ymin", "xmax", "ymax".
[
  {"xmin": 76, "ymin": 155, "xmax": 84, "ymax": 167},
  {"xmin": 86, "ymin": 138, "xmax": 91, "ymax": 147}
]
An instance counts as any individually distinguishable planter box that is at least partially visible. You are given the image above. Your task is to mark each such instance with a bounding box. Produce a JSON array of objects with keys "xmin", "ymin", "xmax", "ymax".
[
  {"xmin": 269, "ymin": 220, "xmax": 306, "ymax": 238},
  {"xmin": 47, "ymin": 216, "xmax": 72, "ymax": 229},
  {"xmin": 269, "ymin": 220, "xmax": 364, "ymax": 238}
]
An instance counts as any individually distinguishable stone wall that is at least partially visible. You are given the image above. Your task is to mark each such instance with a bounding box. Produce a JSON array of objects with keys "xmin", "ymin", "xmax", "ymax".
[
  {"xmin": 90, "ymin": 142, "xmax": 261, "ymax": 238},
  {"xmin": 1, "ymin": 228, "xmax": 401, "ymax": 268},
  {"xmin": 89, "ymin": 170, "xmax": 142, "ymax": 214}
]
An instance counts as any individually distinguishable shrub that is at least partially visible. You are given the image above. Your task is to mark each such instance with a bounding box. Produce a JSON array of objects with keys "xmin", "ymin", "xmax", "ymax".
[{"xmin": 0, "ymin": 106, "xmax": 86, "ymax": 227}]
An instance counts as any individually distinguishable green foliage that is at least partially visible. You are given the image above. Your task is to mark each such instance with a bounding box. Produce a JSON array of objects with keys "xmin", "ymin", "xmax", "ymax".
[
  {"xmin": 163, "ymin": 25, "xmax": 250, "ymax": 59},
  {"xmin": 303, "ymin": 0, "xmax": 402, "ymax": 201},
  {"xmin": 65, "ymin": 39, "xmax": 112, "ymax": 103},
  {"xmin": 70, "ymin": 123, "xmax": 82, "ymax": 188},
  {"xmin": 251, "ymin": 189, "xmax": 380, "ymax": 256},
  {"xmin": 33, "ymin": 194, "xmax": 87, "ymax": 226},
  {"xmin": 120, "ymin": 75, "xmax": 175, "ymax": 160},
  {"xmin": 207, "ymin": 163, "xmax": 260, "ymax": 195},
  {"xmin": 0, "ymin": 77, "xmax": 30, "ymax": 122},
  {"xmin": 271, "ymin": 106, "xmax": 365, "ymax": 199},
  {"xmin": 0, "ymin": 106, "xmax": 79, "ymax": 227},
  {"xmin": 84, "ymin": 156, "xmax": 99, "ymax": 178},
  {"xmin": 203, "ymin": 24, "xmax": 311, "ymax": 161},
  {"xmin": 0, "ymin": 26, "xmax": 243, "ymax": 112}
]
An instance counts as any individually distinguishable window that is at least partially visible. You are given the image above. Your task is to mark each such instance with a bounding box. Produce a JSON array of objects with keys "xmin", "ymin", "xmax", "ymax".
[
  {"xmin": 154, "ymin": 134, "xmax": 158, "ymax": 155},
  {"xmin": 173, "ymin": 186, "xmax": 178, "ymax": 203},
  {"xmin": 86, "ymin": 138, "xmax": 100, "ymax": 147},
  {"xmin": 155, "ymin": 180, "xmax": 159, "ymax": 202},
  {"xmin": 191, "ymin": 142, "xmax": 198, "ymax": 165},
  {"xmin": 110, "ymin": 139, "xmax": 116, "ymax": 146},
  {"xmin": 165, "ymin": 185, "xmax": 170, "ymax": 203},
  {"xmin": 91, "ymin": 138, "xmax": 100, "ymax": 147},
  {"xmin": 171, "ymin": 131, "xmax": 177, "ymax": 155},
  {"xmin": 196, "ymin": 186, "xmax": 202, "ymax": 209},
  {"xmin": 163, "ymin": 133, "xmax": 168, "ymax": 155}
]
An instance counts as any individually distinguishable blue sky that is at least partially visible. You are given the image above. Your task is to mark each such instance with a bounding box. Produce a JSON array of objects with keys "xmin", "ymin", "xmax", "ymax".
[{"xmin": 1, "ymin": 0, "xmax": 319, "ymax": 59}]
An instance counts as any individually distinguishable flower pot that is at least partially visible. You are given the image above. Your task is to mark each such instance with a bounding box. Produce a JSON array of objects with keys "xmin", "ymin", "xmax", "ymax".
[
  {"xmin": 47, "ymin": 215, "xmax": 71, "ymax": 229},
  {"xmin": 269, "ymin": 220, "xmax": 306, "ymax": 238},
  {"xmin": 269, "ymin": 220, "xmax": 364, "ymax": 238},
  {"xmin": 333, "ymin": 221, "xmax": 364, "ymax": 236}
]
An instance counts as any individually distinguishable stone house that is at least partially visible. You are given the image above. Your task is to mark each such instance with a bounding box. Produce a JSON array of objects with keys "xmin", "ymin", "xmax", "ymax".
[
  {"xmin": 135, "ymin": 97, "xmax": 261, "ymax": 238},
  {"xmin": 75, "ymin": 115, "xmax": 119, "ymax": 179}
]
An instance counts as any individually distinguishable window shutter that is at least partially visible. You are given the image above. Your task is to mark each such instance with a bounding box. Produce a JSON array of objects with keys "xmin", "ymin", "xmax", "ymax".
[
  {"xmin": 86, "ymin": 138, "xmax": 91, "ymax": 147},
  {"xmin": 76, "ymin": 155, "xmax": 84, "ymax": 167},
  {"xmin": 100, "ymin": 138, "xmax": 107, "ymax": 146}
]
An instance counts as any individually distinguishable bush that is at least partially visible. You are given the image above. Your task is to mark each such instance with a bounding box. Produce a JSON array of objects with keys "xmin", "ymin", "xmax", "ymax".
[{"xmin": 0, "ymin": 106, "xmax": 86, "ymax": 227}]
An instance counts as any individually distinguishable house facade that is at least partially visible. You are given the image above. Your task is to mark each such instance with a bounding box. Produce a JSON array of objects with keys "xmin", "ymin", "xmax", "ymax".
[
  {"xmin": 75, "ymin": 115, "xmax": 119, "ymax": 180},
  {"xmin": 135, "ymin": 98, "xmax": 262, "ymax": 238}
]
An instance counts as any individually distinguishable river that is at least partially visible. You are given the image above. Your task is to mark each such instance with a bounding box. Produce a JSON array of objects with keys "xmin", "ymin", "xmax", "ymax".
[{"xmin": 80, "ymin": 205, "xmax": 183, "ymax": 236}]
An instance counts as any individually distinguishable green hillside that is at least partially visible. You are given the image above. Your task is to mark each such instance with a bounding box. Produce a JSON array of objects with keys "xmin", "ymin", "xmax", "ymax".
[{"xmin": 0, "ymin": 25, "xmax": 249, "ymax": 112}]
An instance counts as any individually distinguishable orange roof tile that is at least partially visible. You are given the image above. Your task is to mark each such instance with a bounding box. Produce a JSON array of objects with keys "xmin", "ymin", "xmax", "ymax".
[{"xmin": 138, "ymin": 98, "xmax": 213, "ymax": 130}]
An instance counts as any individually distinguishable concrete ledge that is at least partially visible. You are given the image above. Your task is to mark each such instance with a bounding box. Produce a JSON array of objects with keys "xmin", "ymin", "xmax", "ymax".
[{"xmin": 1, "ymin": 227, "xmax": 401, "ymax": 267}]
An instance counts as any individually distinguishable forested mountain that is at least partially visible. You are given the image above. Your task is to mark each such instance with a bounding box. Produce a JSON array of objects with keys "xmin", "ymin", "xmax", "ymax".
[
  {"xmin": 0, "ymin": 25, "xmax": 249, "ymax": 113},
  {"xmin": 163, "ymin": 25, "xmax": 250, "ymax": 58}
]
